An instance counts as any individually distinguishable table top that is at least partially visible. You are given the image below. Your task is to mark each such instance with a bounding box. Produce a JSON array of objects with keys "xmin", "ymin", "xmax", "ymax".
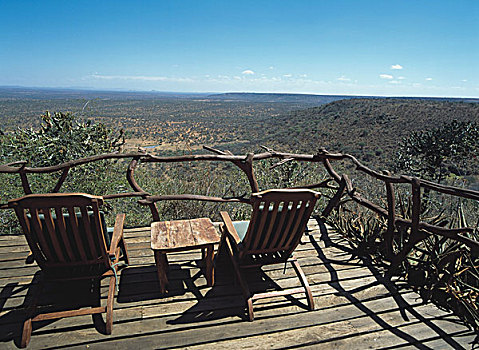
[{"xmin": 151, "ymin": 218, "xmax": 220, "ymax": 251}]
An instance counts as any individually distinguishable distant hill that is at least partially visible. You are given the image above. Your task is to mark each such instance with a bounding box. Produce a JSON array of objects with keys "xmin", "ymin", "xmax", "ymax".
[
  {"xmin": 0, "ymin": 86, "xmax": 209, "ymax": 100},
  {"xmin": 257, "ymin": 98, "xmax": 479, "ymax": 169},
  {"xmin": 206, "ymin": 92, "xmax": 366, "ymax": 105},
  {"xmin": 1, "ymin": 87, "xmax": 476, "ymax": 104},
  {"xmin": 207, "ymin": 92, "xmax": 479, "ymax": 105}
]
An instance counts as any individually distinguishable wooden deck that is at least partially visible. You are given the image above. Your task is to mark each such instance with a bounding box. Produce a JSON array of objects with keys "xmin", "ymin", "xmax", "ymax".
[{"xmin": 0, "ymin": 218, "xmax": 477, "ymax": 349}]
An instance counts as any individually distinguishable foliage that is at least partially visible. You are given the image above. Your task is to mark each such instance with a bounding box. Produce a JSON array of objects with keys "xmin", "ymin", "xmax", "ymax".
[
  {"xmin": 395, "ymin": 120, "xmax": 479, "ymax": 182},
  {"xmin": 0, "ymin": 111, "xmax": 125, "ymax": 232},
  {"xmin": 327, "ymin": 182, "xmax": 479, "ymax": 329},
  {"xmin": 260, "ymin": 99, "xmax": 479, "ymax": 168},
  {"xmin": 0, "ymin": 111, "xmax": 124, "ymax": 166},
  {"xmin": 1, "ymin": 95, "xmax": 479, "ymax": 328},
  {"xmin": 330, "ymin": 201, "xmax": 386, "ymax": 259},
  {"xmin": 2, "ymin": 90, "xmax": 478, "ymax": 167}
]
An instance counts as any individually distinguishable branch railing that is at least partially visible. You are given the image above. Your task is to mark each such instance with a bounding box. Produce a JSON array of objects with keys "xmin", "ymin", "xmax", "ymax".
[{"xmin": 1, "ymin": 146, "xmax": 478, "ymax": 274}]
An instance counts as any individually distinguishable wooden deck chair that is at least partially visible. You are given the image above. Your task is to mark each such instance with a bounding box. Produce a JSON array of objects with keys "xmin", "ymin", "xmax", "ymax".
[
  {"xmin": 219, "ymin": 189, "xmax": 320, "ymax": 321},
  {"xmin": 8, "ymin": 193, "xmax": 129, "ymax": 348}
]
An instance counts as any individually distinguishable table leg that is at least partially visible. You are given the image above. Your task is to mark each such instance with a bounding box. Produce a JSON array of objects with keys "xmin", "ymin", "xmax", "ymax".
[
  {"xmin": 154, "ymin": 250, "xmax": 169, "ymax": 294},
  {"xmin": 205, "ymin": 244, "xmax": 214, "ymax": 286}
]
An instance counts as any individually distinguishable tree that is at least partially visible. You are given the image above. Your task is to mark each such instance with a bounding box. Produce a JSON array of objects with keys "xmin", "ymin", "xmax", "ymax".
[
  {"xmin": 0, "ymin": 111, "xmax": 125, "ymax": 233},
  {"xmin": 395, "ymin": 120, "xmax": 479, "ymax": 183},
  {"xmin": 0, "ymin": 111, "xmax": 124, "ymax": 167}
]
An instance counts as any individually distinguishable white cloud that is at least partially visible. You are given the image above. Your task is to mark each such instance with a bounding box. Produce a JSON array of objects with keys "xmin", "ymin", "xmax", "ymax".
[
  {"xmin": 462, "ymin": 79, "xmax": 468, "ymax": 82},
  {"xmin": 380, "ymin": 74, "xmax": 394, "ymax": 79},
  {"xmin": 269, "ymin": 66, "xmax": 275, "ymax": 70},
  {"xmin": 389, "ymin": 80, "xmax": 400, "ymax": 84},
  {"xmin": 242, "ymin": 70, "xmax": 255, "ymax": 75},
  {"xmin": 391, "ymin": 64, "xmax": 403, "ymax": 70},
  {"xmin": 397, "ymin": 76, "xmax": 406, "ymax": 80},
  {"xmin": 283, "ymin": 74, "xmax": 293, "ymax": 78},
  {"xmin": 300, "ymin": 74, "xmax": 308, "ymax": 78},
  {"xmin": 425, "ymin": 77, "xmax": 433, "ymax": 81},
  {"xmin": 337, "ymin": 75, "xmax": 351, "ymax": 81}
]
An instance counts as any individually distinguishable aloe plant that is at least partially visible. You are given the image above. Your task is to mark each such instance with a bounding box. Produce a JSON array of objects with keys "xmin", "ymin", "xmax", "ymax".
[{"xmin": 327, "ymin": 183, "xmax": 479, "ymax": 329}]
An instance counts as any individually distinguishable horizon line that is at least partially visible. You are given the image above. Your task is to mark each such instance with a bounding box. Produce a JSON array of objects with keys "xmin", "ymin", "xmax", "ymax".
[{"xmin": 0, "ymin": 84, "xmax": 478, "ymax": 100}]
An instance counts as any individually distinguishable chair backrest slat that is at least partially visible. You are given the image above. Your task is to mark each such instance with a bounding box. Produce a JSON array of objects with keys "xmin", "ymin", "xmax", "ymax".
[
  {"xmin": 275, "ymin": 200, "xmax": 300, "ymax": 249},
  {"xmin": 9, "ymin": 193, "xmax": 109, "ymax": 271},
  {"xmin": 240, "ymin": 189, "xmax": 320, "ymax": 263},
  {"xmin": 67, "ymin": 206, "xmax": 89, "ymax": 261},
  {"xmin": 14, "ymin": 206, "xmax": 47, "ymax": 268},
  {"xmin": 240, "ymin": 201, "xmax": 261, "ymax": 259},
  {"xmin": 251, "ymin": 200, "xmax": 271, "ymax": 250},
  {"xmin": 79, "ymin": 206, "xmax": 98, "ymax": 259},
  {"xmin": 267, "ymin": 201, "xmax": 290, "ymax": 249},
  {"xmin": 54, "ymin": 207, "xmax": 75, "ymax": 261},
  {"xmin": 282, "ymin": 200, "xmax": 310, "ymax": 249},
  {"xmin": 41, "ymin": 207, "xmax": 66, "ymax": 262},
  {"xmin": 91, "ymin": 203, "xmax": 110, "ymax": 269},
  {"xmin": 260, "ymin": 201, "xmax": 280, "ymax": 250},
  {"xmin": 29, "ymin": 208, "xmax": 55, "ymax": 262}
]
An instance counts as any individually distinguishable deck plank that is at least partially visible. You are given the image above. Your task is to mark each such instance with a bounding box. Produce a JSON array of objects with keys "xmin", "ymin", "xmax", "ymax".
[{"xmin": 0, "ymin": 219, "xmax": 475, "ymax": 349}]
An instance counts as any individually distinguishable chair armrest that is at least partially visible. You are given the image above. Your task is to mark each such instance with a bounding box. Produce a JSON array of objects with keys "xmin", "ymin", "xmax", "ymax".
[
  {"xmin": 109, "ymin": 213, "xmax": 126, "ymax": 257},
  {"xmin": 219, "ymin": 211, "xmax": 241, "ymax": 245}
]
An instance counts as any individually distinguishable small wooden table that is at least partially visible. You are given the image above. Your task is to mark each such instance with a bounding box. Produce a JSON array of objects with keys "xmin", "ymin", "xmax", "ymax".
[{"xmin": 151, "ymin": 218, "xmax": 220, "ymax": 294}]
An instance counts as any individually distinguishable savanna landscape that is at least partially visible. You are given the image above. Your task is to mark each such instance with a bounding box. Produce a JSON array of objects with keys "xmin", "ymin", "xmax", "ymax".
[
  {"xmin": 2, "ymin": 87, "xmax": 479, "ymax": 334},
  {"xmin": 1, "ymin": 1, "xmax": 478, "ymax": 347}
]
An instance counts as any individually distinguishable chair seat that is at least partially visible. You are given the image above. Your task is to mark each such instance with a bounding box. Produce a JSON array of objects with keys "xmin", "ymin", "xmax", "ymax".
[{"xmin": 233, "ymin": 221, "xmax": 250, "ymax": 242}]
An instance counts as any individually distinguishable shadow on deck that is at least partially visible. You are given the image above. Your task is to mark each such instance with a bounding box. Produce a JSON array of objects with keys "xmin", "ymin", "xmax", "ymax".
[{"xmin": 0, "ymin": 219, "xmax": 477, "ymax": 349}]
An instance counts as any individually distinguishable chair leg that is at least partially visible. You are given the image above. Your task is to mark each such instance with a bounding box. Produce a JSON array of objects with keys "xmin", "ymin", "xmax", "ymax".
[
  {"xmin": 246, "ymin": 297, "xmax": 254, "ymax": 321},
  {"xmin": 20, "ymin": 318, "xmax": 32, "ymax": 348},
  {"xmin": 105, "ymin": 276, "xmax": 115, "ymax": 335},
  {"xmin": 238, "ymin": 268, "xmax": 254, "ymax": 321},
  {"xmin": 21, "ymin": 278, "xmax": 43, "ymax": 348},
  {"xmin": 204, "ymin": 244, "xmax": 215, "ymax": 286},
  {"xmin": 291, "ymin": 258, "xmax": 314, "ymax": 311},
  {"xmin": 224, "ymin": 237, "xmax": 253, "ymax": 320}
]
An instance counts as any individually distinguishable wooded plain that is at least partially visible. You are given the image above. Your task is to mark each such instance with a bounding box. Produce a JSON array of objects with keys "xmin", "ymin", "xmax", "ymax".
[{"xmin": 1, "ymin": 88, "xmax": 478, "ymax": 170}]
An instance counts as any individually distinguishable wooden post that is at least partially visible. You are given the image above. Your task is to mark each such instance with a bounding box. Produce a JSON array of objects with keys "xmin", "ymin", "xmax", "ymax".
[
  {"xmin": 322, "ymin": 175, "xmax": 346, "ymax": 218},
  {"xmin": 411, "ymin": 177, "xmax": 421, "ymax": 243},
  {"xmin": 243, "ymin": 153, "xmax": 259, "ymax": 193},
  {"xmin": 19, "ymin": 169, "xmax": 32, "ymax": 195},
  {"xmin": 203, "ymin": 146, "xmax": 259, "ymax": 193},
  {"xmin": 384, "ymin": 171, "xmax": 396, "ymax": 260},
  {"xmin": 127, "ymin": 156, "xmax": 160, "ymax": 221},
  {"xmin": 322, "ymin": 158, "xmax": 341, "ymax": 183},
  {"xmin": 387, "ymin": 177, "xmax": 425, "ymax": 278},
  {"xmin": 52, "ymin": 167, "xmax": 70, "ymax": 193}
]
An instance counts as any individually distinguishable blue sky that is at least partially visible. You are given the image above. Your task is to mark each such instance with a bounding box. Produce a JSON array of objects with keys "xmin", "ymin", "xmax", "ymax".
[{"xmin": 0, "ymin": 1, "xmax": 477, "ymax": 97}]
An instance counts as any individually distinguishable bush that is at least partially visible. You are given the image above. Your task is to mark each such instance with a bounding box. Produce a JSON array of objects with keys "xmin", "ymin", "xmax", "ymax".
[
  {"xmin": 395, "ymin": 120, "xmax": 479, "ymax": 183},
  {"xmin": 0, "ymin": 111, "xmax": 125, "ymax": 233}
]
